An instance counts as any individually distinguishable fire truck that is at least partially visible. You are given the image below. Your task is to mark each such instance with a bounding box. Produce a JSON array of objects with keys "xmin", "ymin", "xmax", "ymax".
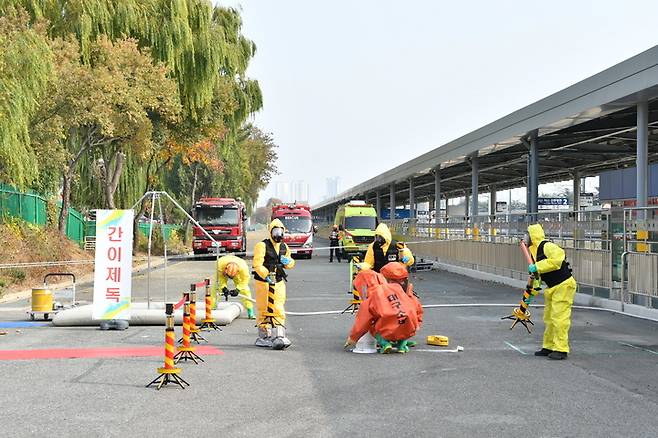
[
  {"xmin": 271, "ymin": 203, "xmax": 316, "ymax": 259},
  {"xmin": 192, "ymin": 197, "xmax": 247, "ymax": 255}
]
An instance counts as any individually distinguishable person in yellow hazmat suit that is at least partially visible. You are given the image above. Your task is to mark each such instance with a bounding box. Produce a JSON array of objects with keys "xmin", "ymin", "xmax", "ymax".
[
  {"xmin": 525, "ymin": 223, "xmax": 577, "ymax": 360},
  {"xmin": 252, "ymin": 218, "xmax": 296, "ymax": 350},
  {"xmin": 212, "ymin": 255, "xmax": 255, "ymax": 319},
  {"xmin": 360, "ymin": 223, "xmax": 414, "ymax": 272}
]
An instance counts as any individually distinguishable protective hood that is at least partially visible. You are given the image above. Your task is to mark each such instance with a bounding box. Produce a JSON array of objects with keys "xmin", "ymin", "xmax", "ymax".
[
  {"xmin": 380, "ymin": 262, "xmax": 409, "ymax": 280},
  {"xmin": 269, "ymin": 218, "xmax": 285, "ymax": 233},
  {"xmin": 527, "ymin": 223, "xmax": 545, "ymax": 248},
  {"xmin": 374, "ymin": 223, "xmax": 392, "ymax": 245}
]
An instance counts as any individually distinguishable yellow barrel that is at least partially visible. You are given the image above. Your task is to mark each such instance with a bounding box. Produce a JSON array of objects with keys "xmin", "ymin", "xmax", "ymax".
[{"xmin": 31, "ymin": 288, "xmax": 53, "ymax": 312}]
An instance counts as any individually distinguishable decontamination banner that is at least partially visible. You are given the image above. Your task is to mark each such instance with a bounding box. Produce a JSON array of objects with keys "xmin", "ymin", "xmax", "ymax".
[{"xmin": 92, "ymin": 210, "xmax": 134, "ymax": 320}]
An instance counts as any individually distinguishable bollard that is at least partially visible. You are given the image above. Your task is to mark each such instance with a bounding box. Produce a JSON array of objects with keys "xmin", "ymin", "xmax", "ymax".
[
  {"xmin": 199, "ymin": 278, "xmax": 220, "ymax": 331},
  {"xmin": 146, "ymin": 303, "xmax": 189, "ymax": 389},
  {"xmin": 188, "ymin": 284, "xmax": 208, "ymax": 343},
  {"xmin": 174, "ymin": 299, "xmax": 204, "ymax": 364},
  {"xmin": 341, "ymin": 256, "xmax": 362, "ymax": 314}
]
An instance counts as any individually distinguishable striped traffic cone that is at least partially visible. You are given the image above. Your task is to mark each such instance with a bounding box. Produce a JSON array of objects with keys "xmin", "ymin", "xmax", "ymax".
[
  {"xmin": 146, "ymin": 303, "xmax": 189, "ymax": 389},
  {"xmin": 174, "ymin": 302, "xmax": 204, "ymax": 364},
  {"xmin": 199, "ymin": 278, "xmax": 220, "ymax": 331},
  {"xmin": 188, "ymin": 285, "xmax": 207, "ymax": 343}
]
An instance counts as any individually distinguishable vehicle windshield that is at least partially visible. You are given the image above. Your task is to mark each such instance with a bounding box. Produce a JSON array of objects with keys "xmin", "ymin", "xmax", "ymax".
[
  {"xmin": 196, "ymin": 207, "xmax": 239, "ymax": 226},
  {"xmin": 279, "ymin": 216, "xmax": 312, "ymax": 233},
  {"xmin": 345, "ymin": 216, "xmax": 376, "ymax": 230}
]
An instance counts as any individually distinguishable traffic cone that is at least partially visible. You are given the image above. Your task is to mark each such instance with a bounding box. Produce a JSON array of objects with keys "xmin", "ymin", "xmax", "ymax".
[
  {"xmin": 199, "ymin": 278, "xmax": 220, "ymax": 331},
  {"xmin": 146, "ymin": 303, "xmax": 189, "ymax": 389},
  {"xmin": 174, "ymin": 301, "xmax": 204, "ymax": 364},
  {"xmin": 188, "ymin": 285, "xmax": 207, "ymax": 343}
]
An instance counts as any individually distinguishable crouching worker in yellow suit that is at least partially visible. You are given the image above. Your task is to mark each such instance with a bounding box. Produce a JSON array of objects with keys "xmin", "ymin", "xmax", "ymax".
[
  {"xmin": 252, "ymin": 219, "xmax": 295, "ymax": 350},
  {"xmin": 212, "ymin": 255, "xmax": 255, "ymax": 319},
  {"xmin": 525, "ymin": 223, "xmax": 578, "ymax": 360}
]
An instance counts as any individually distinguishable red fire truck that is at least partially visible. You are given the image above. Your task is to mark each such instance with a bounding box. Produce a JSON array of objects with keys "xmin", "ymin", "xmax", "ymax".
[
  {"xmin": 271, "ymin": 203, "xmax": 316, "ymax": 259},
  {"xmin": 192, "ymin": 197, "xmax": 247, "ymax": 255}
]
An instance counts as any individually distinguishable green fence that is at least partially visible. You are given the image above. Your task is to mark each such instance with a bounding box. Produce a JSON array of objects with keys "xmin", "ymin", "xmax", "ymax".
[
  {"xmin": 0, "ymin": 183, "xmax": 86, "ymax": 244},
  {"xmin": 85, "ymin": 222, "xmax": 181, "ymax": 240}
]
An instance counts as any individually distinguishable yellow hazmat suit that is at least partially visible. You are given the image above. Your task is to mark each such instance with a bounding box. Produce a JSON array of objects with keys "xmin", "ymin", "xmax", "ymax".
[
  {"xmin": 252, "ymin": 219, "xmax": 295, "ymax": 329},
  {"xmin": 361, "ymin": 223, "xmax": 414, "ymax": 272},
  {"xmin": 212, "ymin": 255, "xmax": 253, "ymax": 312},
  {"xmin": 528, "ymin": 224, "xmax": 577, "ymax": 353}
]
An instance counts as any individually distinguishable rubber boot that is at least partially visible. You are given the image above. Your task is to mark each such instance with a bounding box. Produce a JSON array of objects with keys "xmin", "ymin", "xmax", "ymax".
[
  {"xmin": 548, "ymin": 351, "xmax": 567, "ymax": 360},
  {"xmin": 271, "ymin": 325, "xmax": 291, "ymax": 350},
  {"xmin": 375, "ymin": 333, "xmax": 392, "ymax": 354},
  {"xmin": 255, "ymin": 327, "xmax": 273, "ymax": 347},
  {"xmin": 396, "ymin": 340, "xmax": 409, "ymax": 354},
  {"xmin": 246, "ymin": 308, "xmax": 255, "ymax": 319},
  {"xmin": 534, "ymin": 348, "xmax": 553, "ymax": 357},
  {"xmin": 406, "ymin": 340, "xmax": 417, "ymax": 348}
]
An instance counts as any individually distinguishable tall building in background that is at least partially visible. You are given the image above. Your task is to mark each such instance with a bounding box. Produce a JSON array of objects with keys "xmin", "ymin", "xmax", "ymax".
[
  {"xmin": 291, "ymin": 180, "xmax": 310, "ymax": 203},
  {"xmin": 274, "ymin": 181, "xmax": 291, "ymax": 203},
  {"xmin": 326, "ymin": 177, "xmax": 340, "ymax": 199}
]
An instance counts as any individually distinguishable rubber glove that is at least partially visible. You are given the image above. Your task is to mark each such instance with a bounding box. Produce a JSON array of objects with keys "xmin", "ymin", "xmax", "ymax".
[
  {"xmin": 265, "ymin": 276, "xmax": 275, "ymax": 285},
  {"xmin": 528, "ymin": 264, "xmax": 538, "ymax": 274},
  {"xmin": 343, "ymin": 337, "xmax": 357, "ymax": 351},
  {"xmin": 401, "ymin": 255, "xmax": 410, "ymax": 264},
  {"xmin": 280, "ymin": 256, "xmax": 292, "ymax": 266}
]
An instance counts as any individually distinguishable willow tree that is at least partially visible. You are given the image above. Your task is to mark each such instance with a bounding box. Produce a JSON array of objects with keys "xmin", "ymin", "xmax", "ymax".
[
  {"xmin": 0, "ymin": 7, "xmax": 52, "ymax": 188},
  {"xmin": 31, "ymin": 36, "xmax": 180, "ymax": 233}
]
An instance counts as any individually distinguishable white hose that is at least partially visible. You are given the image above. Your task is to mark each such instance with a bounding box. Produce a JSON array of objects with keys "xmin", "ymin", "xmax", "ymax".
[{"xmin": 233, "ymin": 294, "xmax": 658, "ymax": 322}]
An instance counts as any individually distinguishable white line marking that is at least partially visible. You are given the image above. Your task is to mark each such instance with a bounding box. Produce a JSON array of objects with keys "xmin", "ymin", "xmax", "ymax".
[
  {"xmin": 504, "ymin": 341, "xmax": 527, "ymax": 355},
  {"xmin": 619, "ymin": 342, "xmax": 658, "ymax": 356}
]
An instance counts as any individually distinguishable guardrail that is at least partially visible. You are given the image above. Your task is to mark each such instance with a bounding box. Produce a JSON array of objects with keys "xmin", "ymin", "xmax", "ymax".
[{"xmin": 393, "ymin": 206, "xmax": 658, "ymax": 309}]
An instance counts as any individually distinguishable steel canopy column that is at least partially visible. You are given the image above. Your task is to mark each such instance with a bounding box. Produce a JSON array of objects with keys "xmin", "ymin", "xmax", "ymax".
[
  {"xmin": 572, "ymin": 170, "xmax": 581, "ymax": 213},
  {"xmin": 389, "ymin": 182, "xmax": 396, "ymax": 220},
  {"xmin": 637, "ymin": 100, "xmax": 649, "ymax": 212},
  {"xmin": 434, "ymin": 166, "xmax": 441, "ymax": 218},
  {"xmin": 529, "ymin": 130, "xmax": 539, "ymax": 217},
  {"xmin": 489, "ymin": 186, "xmax": 497, "ymax": 216},
  {"xmin": 470, "ymin": 152, "xmax": 479, "ymax": 221},
  {"xmin": 409, "ymin": 178, "xmax": 415, "ymax": 219},
  {"xmin": 375, "ymin": 190, "xmax": 382, "ymax": 218}
]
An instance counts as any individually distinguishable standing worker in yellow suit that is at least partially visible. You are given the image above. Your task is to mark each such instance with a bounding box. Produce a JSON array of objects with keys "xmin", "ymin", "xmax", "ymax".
[
  {"xmin": 252, "ymin": 218, "xmax": 296, "ymax": 350},
  {"xmin": 525, "ymin": 223, "xmax": 577, "ymax": 360},
  {"xmin": 212, "ymin": 255, "xmax": 255, "ymax": 319},
  {"xmin": 360, "ymin": 223, "xmax": 415, "ymax": 272}
]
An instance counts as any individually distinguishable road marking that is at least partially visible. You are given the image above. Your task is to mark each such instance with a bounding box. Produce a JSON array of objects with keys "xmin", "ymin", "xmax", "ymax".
[
  {"xmin": 618, "ymin": 342, "xmax": 658, "ymax": 356},
  {"xmin": 0, "ymin": 345, "xmax": 224, "ymax": 361},
  {"xmin": 0, "ymin": 321, "xmax": 50, "ymax": 328},
  {"xmin": 415, "ymin": 347, "xmax": 463, "ymax": 353},
  {"xmin": 504, "ymin": 341, "xmax": 527, "ymax": 355}
]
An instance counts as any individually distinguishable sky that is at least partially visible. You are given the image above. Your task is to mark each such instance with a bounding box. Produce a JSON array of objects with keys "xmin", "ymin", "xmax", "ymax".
[{"xmin": 215, "ymin": 0, "xmax": 658, "ymax": 206}]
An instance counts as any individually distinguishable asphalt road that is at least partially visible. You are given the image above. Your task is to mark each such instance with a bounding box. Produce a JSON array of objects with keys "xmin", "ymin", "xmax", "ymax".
[{"xmin": 0, "ymin": 237, "xmax": 657, "ymax": 437}]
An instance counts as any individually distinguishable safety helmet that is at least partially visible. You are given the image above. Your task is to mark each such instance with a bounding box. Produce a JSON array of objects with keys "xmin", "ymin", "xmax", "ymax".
[
  {"xmin": 224, "ymin": 262, "xmax": 239, "ymax": 278},
  {"xmin": 380, "ymin": 262, "xmax": 409, "ymax": 281},
  {"xmin": 271, "ymin": 227, "xmax": 284, "ymax": 243}
]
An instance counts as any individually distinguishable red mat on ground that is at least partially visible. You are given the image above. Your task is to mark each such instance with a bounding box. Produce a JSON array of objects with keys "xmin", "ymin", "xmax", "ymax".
[{"xmin": 0, "ymin": 345, "xmax": 223, "ymax": 361}]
